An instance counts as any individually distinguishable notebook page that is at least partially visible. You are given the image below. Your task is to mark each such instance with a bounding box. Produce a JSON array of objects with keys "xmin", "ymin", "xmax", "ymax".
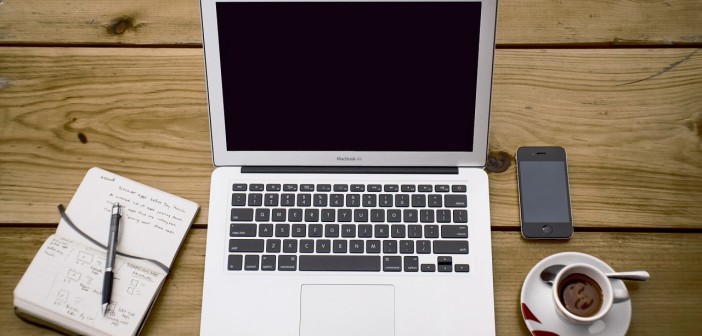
[
  {"xmin": 14, "ymin": 235, "xmax": 165, "ymax": 336},
  {"xmin": 55, "ymin": 167, "xmax": 199, "ymax": 268}
]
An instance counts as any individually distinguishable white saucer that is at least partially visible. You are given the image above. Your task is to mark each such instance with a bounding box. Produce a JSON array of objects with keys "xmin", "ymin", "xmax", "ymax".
[{"xmin": 520, "ymin": 252, "xmax": 632, "ymax": 336}]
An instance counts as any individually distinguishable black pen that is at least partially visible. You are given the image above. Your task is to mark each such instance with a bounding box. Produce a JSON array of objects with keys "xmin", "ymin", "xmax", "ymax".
[{"xmin": 102, "ymin": 203, "xmax": 121, "ymax": 315}]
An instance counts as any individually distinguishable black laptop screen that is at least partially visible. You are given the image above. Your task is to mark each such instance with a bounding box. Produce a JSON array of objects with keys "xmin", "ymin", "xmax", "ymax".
[{"xmin": 215, "ymin": 2, "xmax": 481, "ymax": 152}]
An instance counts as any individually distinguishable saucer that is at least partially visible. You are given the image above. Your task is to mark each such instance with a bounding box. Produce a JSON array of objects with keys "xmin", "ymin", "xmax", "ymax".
[{"xmin": 520, "ymin": 252, "xmax": 632, "ymax": 336}]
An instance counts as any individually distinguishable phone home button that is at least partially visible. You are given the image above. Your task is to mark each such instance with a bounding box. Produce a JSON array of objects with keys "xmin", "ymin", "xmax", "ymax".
[{"xmin": 542, "ymin": 225, "xmax": 553, "ymax": 235}]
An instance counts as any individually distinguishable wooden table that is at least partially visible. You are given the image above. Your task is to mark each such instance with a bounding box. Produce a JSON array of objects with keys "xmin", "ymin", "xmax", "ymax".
[{"xmin": 1, "ymin": 1, "xmax": 700, "ymax": 334}]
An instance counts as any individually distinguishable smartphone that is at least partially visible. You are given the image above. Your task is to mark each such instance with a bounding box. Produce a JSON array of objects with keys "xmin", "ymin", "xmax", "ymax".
[{"xmin": 516, "ymin": 146, "xmax": 574, "ymax": 239}]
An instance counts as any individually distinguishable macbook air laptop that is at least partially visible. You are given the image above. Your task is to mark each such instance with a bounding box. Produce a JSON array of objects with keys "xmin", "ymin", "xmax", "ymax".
[{"xmin": 199, "ymin": 1, "xmax": 498, "ymax": 335}]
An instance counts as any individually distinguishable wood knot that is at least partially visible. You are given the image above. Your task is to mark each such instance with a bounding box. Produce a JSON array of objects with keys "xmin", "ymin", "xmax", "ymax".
[
  {"xmin": 77, "ymin": 133, "xmax": 88, "ymax": 144},
  {"xmin": 485, "ymin": 151, "xmax": 513, "ymax": 173},
  {"xmin": 108, "ymin": 17, "xmax": 136, "ymax": 35}
]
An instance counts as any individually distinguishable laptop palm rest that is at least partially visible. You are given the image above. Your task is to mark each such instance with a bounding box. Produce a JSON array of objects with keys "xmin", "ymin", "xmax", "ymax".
[{"xmin": 299, "ymin": 284, "xmax": 395, "ymax": 336}]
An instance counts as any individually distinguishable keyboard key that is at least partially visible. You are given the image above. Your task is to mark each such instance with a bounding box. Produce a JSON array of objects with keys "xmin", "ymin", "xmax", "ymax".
[
  {"xmin": 370, "ymin": 209, "xmax": 385, "ymax": 222},
  {"xmin": 379, "ymin": 194, "xmax": 393, "ymax": 207},
  {"xmin": 229, "ymin": 239, "xmax": 264, "ymax": 252},
  {"xmin": 346, "ymin": 194, "xmax": 360, "ymax": 207},
  {"xmin": 292, "ymin": 224, "xmax": 306, "ymax": 237},
  {"xmin": 316, "ymin": 240, "xmax": 331, "ymax": 253},
  {"xmin": 424, "ymin": 225, "xmax": 439, "ymax": 238},
  {"xmin": 231, "ymin": 208, "xmax": 254, "ymax": 221},
  {"xmin": 391, "ymin": 225, "xmax": 406, "ymax": 238},
  {"xmin": 300, "ymin": 184, "xmax": 315, "ymax": 192},
  {"xmin": 338, "ymin": 209, "xmax": 352, "ymax": 222},
  {"xmin": 314, "ymin": 194, "xmax": 328, "ymax": 207},
  {"xmin": 436, "ymin": 210, "xmax": 451, "ymax": 223},
  {"xmin": 418, "ymin": 185, "xmax": 433, "ymax": 192},
  {"xmin": 452, "ymin": 185, "xmax": 467, "ymax": 192},
  {"xmin": 401, "ymin": 185, "xmax": 416, "ymax": 192},
  {"xmin": 395, "ymin": 194, "xmax": 410, "ymax": 207},
  {"xmin": 358, "ymin": 224, "xmax": 373, "ymax": 238},
  {"xmin": 280, "ymin": 194, "xmax": 295, "ymax": 206},
  {"xmin": 231, "ymin": 193, "xmax": 246, "ymax": 206},
  {"xmin": 255, "ymin": 208, "xmax": 270, "ymax": 221},
  {"xmin": 248, "ymin": 194, "xmax": 263, "ymax": 206},
  {"xmin": 384, "ymin": 185, "xmax": 399, "ymax": 192},
  {"xmin": 421, "ymin": 264, "xmax": 436, "ymax": 272},
  {"xmin": 333, "ymin": 184, "xmax": 348, "ymax": 192},
  {"xmin": 416, "ymin": 240, "xmax": 431, "ymax": 254},
  {"xmin": 275, "ymin": 223, "xmax": 290, "ymax": 237},
  {"xmin": 445, "ymin": 195, "xmax": 468, "ymax": 207},
  {"xmin": 366, "ymin": 240, "xmax": 381, "ymax": 253},
  {"xmin": 400, "ymin": 240, "xmax": 414, "ymax": 254},
  {"xmin": 317, "ymin": 184, "xmax": 332, "ymax": 192},
  {"xmin": 351, "ymin": 184, "xmax": 365, "ymax": 192},
  {"xmin": 442, "ymin": 225, "xmax": 468, "ymax": 238},
  {"xmin": 264, "ymin": 194, "xmax": 279, "ymax": 206},
  {"xmin": 244, "ymin": 255, "xmax": 259, "ymax": 271},
  {"xmin": 283, "ymin": 184, "xmax": 298, "ymax": 191},
  {"xmin": 367, "ymin": 184, "xmax": 382, "ymax": 192},
  {"xmin": 272, "ymin": 208, "xmax": 286, "ymax": 222},
  {"xmin": 420, "ymin": 209, "xmax": 434, "ymax": 223},
  {"xmin": 453, "ymin": 210, "xmax": 468, "ymax": 223},
  {"xmin": 278, "ymin": 255, "xmax": 297, "ymax": 271},
  {"xmin": 354, "ymin": 209, "xmax": 369, "ymax": 222},
  {"xmin": 403, "ymin": 209, "xmax": 418, "ymax": 223},
  {"xmin": 407, "ymin": 225, "xmax": 422, "ymax": 238},
  {"xmin": 436, "ymin": 185, "xmax": 450, "ymax": 192},
  {"xmin": 383, "ymin": 240, "xmax": 398, "ymax": 254},
  {"xmin": 330, "ymin": 194, "xmax": 344, "ymax": 207},
  {"xmin": 258, "ymin": 224, "xmax": 273, "ymax": 237},
  {"xmin": 266, "ymin": 239, "xmax": 281, "ymax": 253},
  {"xmin": 232, "ymin": 184, "xmax": 247, "ymax": 191},
  {"xmin": 404, "ymin": 256, "xmax": 419, "ymax": 272},
  {"xmin": 383, "ymin": 256, "xmax": 402, "ymax": 272},
  {"xmin": 433, "ymin": 241, "xmax": 469, "ymax": 254},
  {"xmin": 411, "ymin": 195, "xmax": 426, "ymax": 207},
  {"xmin": 362, "ymin": 194, "xmax": 377, "ymax": 207},
  {"xmin": 230, "ymin": 224, "xmax": 256, "ymax": 237},
  {"xmin": 387, "ymin": 210, "xmax": 401, "ymax": 222},
  {"xmin": 333, "ymin": 240, "xmax": 347, "ymax": 253},
  {"xmin": 305, "ymin": 209, "xmax": 319, "ymax": 222},
  {"xmin": 228, "ymin": 255, "xmax": 243, "ymax": 270},
  {"xmin": 428, "ymin": 195, "xmax": 442, "ymax": 207},
  {"xmin": 374, "ymin": 224, "xmax": 389, "ymax": 238},
  {"xmin": 455, "ymin": 264, "xmax": 470, "ymax": 272},
  {"xmin": 297, "ymin": 194, "xmax": 311, "ymax": 206},
  {"xmin": 288, "ymin": 209, "xmax": 303, "ymax": 222},
  {"xmin": 261, "ymin": 255, "xmax": 276, "ymax": 271},
  {"xmin": 266, "ymin": 184, "xmax": 281, "ymax": 191},
  {"xmin": 325, "ymin": 224, "xmax": 339, "ymax": 238},
  {"xmin": 300, "ymin": 239, "xmax": 314, "ymax": 253},
  {"xmin": 309, "ymin": 224, "xmax": 323, "ymax": 237},
  {"xmin": 299, "ymin": 255, "xmax": 381, "ymax": 271},
  {"xmin": 321, "ymin": 209, "xmax": 335, "ymax": 222},
  {"xmin": 341, "ymin": 224, "xmax": 356, "ymax": 238},
  {"xmin": 250, "ymin": 184, "xmax": 265, "ymax": 191},
  {"xmin": 283, "ymin": 239, "xmax": 298, "ymax": 253},
  {"xmin": 349, "ymin": 240, "xmax": 364, "ymax": 253}
]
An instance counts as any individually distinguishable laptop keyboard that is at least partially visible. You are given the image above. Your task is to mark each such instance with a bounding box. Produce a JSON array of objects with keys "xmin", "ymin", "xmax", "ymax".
[{"xmin": 227, "ymin": 183, "xmax": 471, "ymax": 273}]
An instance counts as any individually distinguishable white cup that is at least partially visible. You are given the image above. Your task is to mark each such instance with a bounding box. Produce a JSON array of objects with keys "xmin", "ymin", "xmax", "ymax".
[{"xmin": 552, "ymin": 263, "xmax": 629, "ymax": 324}]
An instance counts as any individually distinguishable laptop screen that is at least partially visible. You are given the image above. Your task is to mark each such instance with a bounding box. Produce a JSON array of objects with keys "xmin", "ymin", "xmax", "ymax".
[{"xmin": 215, "ymin": 2, "xmax": 482, "ymax": 153}]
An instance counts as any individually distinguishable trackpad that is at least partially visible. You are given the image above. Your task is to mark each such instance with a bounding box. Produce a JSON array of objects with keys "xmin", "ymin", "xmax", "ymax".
[{"xmin": 300, "ymin": 284, "xmax": 395, "ymax": 336}]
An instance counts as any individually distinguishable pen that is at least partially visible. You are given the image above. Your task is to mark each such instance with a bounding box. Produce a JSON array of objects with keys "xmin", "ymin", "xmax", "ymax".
[{"xmin": 102, "ymin": 203, "xmax": 121, "ymax": 315}]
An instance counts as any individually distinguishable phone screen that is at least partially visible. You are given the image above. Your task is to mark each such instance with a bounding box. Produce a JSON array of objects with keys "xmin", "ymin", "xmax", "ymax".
[{"xmin": 519, "ymin": 161, "xmax": 571, "ymax": 223}]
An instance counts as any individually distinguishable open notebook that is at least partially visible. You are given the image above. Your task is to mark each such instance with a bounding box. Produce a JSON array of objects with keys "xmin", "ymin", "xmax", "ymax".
[{"xmin": 14, "ymin": 168, "xmax": 199, "ymax": 336}]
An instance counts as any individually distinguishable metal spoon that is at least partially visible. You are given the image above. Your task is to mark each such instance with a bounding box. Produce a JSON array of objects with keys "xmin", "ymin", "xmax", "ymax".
[{"xmin": 540, "ymin": 264, "xmax": 650, "ymax": 286}]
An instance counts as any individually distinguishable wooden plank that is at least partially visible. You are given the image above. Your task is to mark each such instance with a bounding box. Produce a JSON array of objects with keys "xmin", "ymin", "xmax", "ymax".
[
  {"xmin": 1, "ymin": 228, "xmax": 700, "ymax": 334},
  {"xmin": 1, "ymin": 47, "xmax": 700, "ymax": 229},
  {"xmin": 0, "ymin": 0, "xmax": 700, "ymax": 46}
]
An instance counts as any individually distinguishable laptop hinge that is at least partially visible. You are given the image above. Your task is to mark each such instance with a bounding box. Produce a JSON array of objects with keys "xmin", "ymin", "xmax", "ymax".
[{"xmin": 241, "ymin": 166, "xmax": 459, "ymax": 174}]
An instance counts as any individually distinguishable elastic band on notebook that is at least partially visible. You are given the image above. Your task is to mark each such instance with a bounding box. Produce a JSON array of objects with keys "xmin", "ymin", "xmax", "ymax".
[{"xmin": 57, "ymin": 204, "xmax": 170, "ymax": 273}]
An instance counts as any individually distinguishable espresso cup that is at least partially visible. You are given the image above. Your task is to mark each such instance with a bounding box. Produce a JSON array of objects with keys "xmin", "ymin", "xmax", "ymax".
[{"xmin": 552, "ymin": 263, "xmax": 629, "ymax": 324}]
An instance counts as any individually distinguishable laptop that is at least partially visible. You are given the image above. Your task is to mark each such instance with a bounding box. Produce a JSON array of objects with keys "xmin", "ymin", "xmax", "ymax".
[{"xmin": 199, "ymin": 1, "xmax": 498, "ymax": 335}]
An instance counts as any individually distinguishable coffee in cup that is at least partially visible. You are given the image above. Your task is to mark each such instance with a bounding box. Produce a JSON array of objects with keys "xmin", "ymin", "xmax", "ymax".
[{"xmin": 552, "ymin": 263, "xmax": 629, "ymax": 324}]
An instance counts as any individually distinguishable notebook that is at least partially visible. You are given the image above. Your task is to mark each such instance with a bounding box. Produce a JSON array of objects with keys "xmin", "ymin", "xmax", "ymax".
[
  {"xmin": 14, "ymin": 168, "xmax": 199, "ymax": 336},
  {"xmin": 199, "ymin": 1, "xmax": 498, "ymax": 335}
]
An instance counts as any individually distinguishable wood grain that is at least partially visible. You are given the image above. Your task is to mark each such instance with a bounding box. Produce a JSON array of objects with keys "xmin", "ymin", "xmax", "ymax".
[
  {"xmin": 2, "ymin": 228, "xmax": 700, "ymax": 335},
  {"xmin": 1, "ymin": 47, "xmax": 700, "ymax": 229},
  {"xmin": 0, "ymin": 0, "xmax": 700, "ymax": 46}
]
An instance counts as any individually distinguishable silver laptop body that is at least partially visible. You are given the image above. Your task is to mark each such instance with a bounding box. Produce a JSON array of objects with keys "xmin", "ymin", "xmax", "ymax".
[{"xmin": 199, "ymin": 1, "xmax": 498, "ymax": 335}]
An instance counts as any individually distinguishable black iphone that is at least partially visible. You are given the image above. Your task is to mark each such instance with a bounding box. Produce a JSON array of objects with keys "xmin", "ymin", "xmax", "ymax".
[{"xmin": 516, "ymin": 146, "xmax": 574, "ymax": 239}]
